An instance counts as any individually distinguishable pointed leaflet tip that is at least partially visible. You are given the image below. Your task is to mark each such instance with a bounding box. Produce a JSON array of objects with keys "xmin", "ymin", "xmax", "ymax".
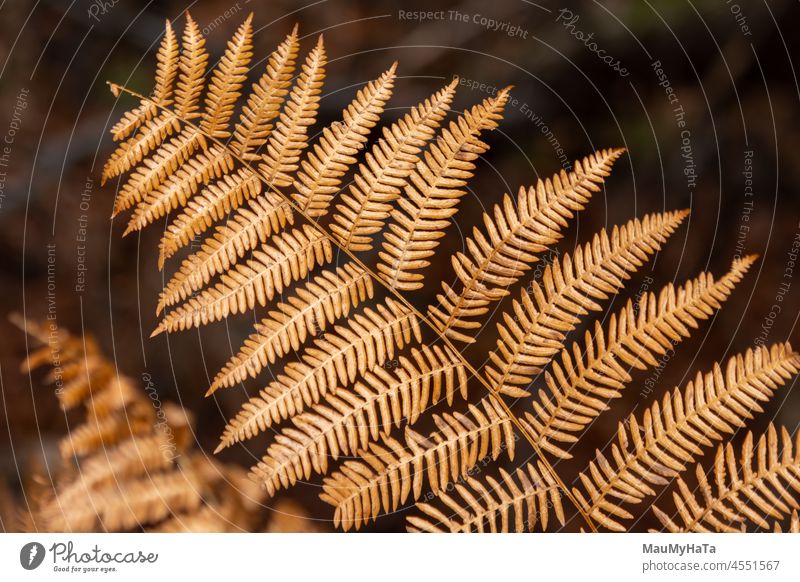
[{"xmin": 741, "ymin": 253, "xmax": 759, "ymax": 265}]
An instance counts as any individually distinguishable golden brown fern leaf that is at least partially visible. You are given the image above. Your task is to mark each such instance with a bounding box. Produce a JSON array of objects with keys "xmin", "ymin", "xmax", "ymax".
[
  {"xmin": 42, "ymin": 464, "xmax": 204, "ymax": 532},
  {"xmin": 153, "ymin": 225, "xmax": 332, "ymax": 334},
  {"xmin": 210, "ymin": 263, "xmax": 373, "ymax": 389},
  {"xmin": 319, "ymin": 396, "xmax": 514, "ymax": 531},
  {"xmin": 153, "ymin": 27, "xmax": 299, "ymax": 265},
  {"xmin": 330, "ymin": 79, "xmax": 458, "ymax": 250},
  {"xmin": 199, "ymin": 13, "xmax": 254, "ymax": 138},
  {"xmin": 574, "ymin": 343, "xmax": 800, "ymax": 531},
  {"xmin": 82, "ymin": 377, "xmax": 143, "ymax": 419},
  {"xmin": 156, "ymin": 194, "xmax": 294, "ymax": 311},
  {"xmin": 155, "ymin": 170, "xmax": 275, "ymax": 267},
  {"xmin": 113, "ymin": 21, "xmax": 294, "ymax": 233},
  {"xmin": 56, "ymin": 433, "xmax": 179, "ymax": 505},
  {"xmin": 103, "ymin": 112, "xmax": 183, "ymax": 189},
  {"xmin": 330, "ymin": 80, "xmax": 458, "ymax": 251},
  {"xmin": 232, "ymin": 24, "xmax": 299, "ymax": 158},
  {"xmin": 121, "ymin": 15, "xmax": 254, "ymax": 232},
  {"xmin": 110, "ymin": 127, "xmax": 207, "ymax": 217},
  {"xmin": 215, "ymin": 300, "xmax": 423, "ymax": 447},
  {"xmin": 485, "ymin": 210, "xmax": 689, "ymax": 396},
  {"xmin": 58, "ymin": 400, "xmax": 155, "ymax": 459},
  {"xmin": 292, "ymin": 64, "xmax": 397, "ymax": 217},
  {"xmin": 220, "ymin": 343, "xmax": 465, "ymax": 452},
  {"xmin": 13, "ymin": 316, "xmax": 101, "ymax": 375},
  {"xmin": 407, "ymin": 462, "xmax": 563, "ymax": 532},
  {"xmin": 123, "ymin": 144, "xmax": 234, "ymax": 234},
  {"xmin": 653, "ymin": 424, "xmax": 800, "ymax": 532},
  {"xmin": 18, "ymin": 320, "xmax": 267, "ymax": 533},
  {"xmin": 429, "ymin": 148, "xmax": 626, "ymax": 343},
  {"xmin": 260, "ymin": 36, "xmax": 326, "ymax": 187},
  {"xmin": 108, "ymin": 19, "xmax": 178, "ymax": 142},
  {"xmin": 377, "ymin": 88, "xmax": 510, "ymax": 290},
  {"xmin": 149, "ymin": 461, "xmax": 265, "ymax": 533},
  {"xmin": 250, "ymin": 347, "xmax": 469, "ymax": 497},
  {"xmin": 173, "ymin": 13, "xmax": 209, "ymax": 120},
  {"xmin": 523, "ymin": 255, "xmax": 757, "ymax": 460},
  {"xmin": 102, "ymin": 14, "xmax": 207, "ymax": 187},
  {"xmin": 52, "ymin": 355, "xmax": 115, "ymax": 410}
]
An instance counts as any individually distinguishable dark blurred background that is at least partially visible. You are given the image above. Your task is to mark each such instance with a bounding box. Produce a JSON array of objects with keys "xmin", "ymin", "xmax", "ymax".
[{"xmin": 1, "ymin": 0, "xmax": 799, "ymax": 531}]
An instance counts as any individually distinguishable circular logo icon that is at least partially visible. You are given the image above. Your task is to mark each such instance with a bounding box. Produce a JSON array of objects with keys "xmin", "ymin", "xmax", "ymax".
[{"xmin": 20, "ymin": 542, "xmax": 46, "ymax": 570}]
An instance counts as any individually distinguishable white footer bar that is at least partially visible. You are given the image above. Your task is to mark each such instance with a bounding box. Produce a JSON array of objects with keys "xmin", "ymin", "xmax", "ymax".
[{"xmin": 1, "ymin": 533, "xmax": 798, "ymax": 580}]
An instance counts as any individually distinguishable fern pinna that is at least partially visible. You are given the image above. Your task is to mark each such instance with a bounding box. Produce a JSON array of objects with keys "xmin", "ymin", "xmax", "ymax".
[{"xmin": 101, "ymin": 13, "xmax": 800, "ymax": 532}]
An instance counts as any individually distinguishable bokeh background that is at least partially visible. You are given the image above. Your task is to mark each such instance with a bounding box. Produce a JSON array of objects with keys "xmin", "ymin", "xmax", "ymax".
[{"xmin": 1, "ymin": 0, "xmax": 799, "ymax": 531}]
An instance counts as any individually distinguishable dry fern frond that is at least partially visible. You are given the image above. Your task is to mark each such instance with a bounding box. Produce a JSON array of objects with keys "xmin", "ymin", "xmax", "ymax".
[
  {"xmin": 377, "ymin": 88, "xmax": 511, "ymax": 290},
  {"xmin": 429, "ymin": 148, "xmax": 626, "ymax": 342},
  {"xmin": 232, "ymin": 25, "xmax": 299, "ymax": 158},
  {"xmin": 173, "ymin": 13, "xmax": 209, "ymax": 120},
  {"xmin": 44, "ymin": 465, "xmax": 204, "ymax": 532},
  {"xmin": 523, "ymin": 256, "xmax": 756, "ymax": 460},
  {"xmin": 16, "ymin": 319, "xmax": 270, "ymax": 533},
  {"xmin": 103, "ymin": 14, "xmax": 208, "ymax": 187},
  {"xmin": 103, "ymin": 111, "xmax": 184, "ymax": 191},
  {"xmin": 124, "ymin": 144, "xmax": 234, "ymax": 233},
  {"xmin": 331, "ymin": 80, "xmax": 457, "ymax": 251},
  {"xmin": 83, "ymin": 377, "xmax": 142, "ymax": 418},
  {"xmin": 154, "ymin": 224, "xmax": 332, "ymax": 334},
  {"xmin": 157, "ymin": 193, "xmax": 294, "ymax": 311},
  {"xmin": 574, "ymin": 343, "xmax": 800, "ymax": 531},
  {"xmin": 319, "ymin": 396, "xmax": 514, "ymax": 530},
  {"xmin": 55, "ymin": 356, "xmax": 116, "ymax": 410},
  {"xmin": 260, "ymin": 35, "xmax": 326, "ymax": 187},
  {"xmin": 485, "ymin": 210, "xmax": 690, "ymax": 397},
  {"xmin": 110, "ymin": 128, "xmax": 207, "ymax": 217},
  {"xmin": 407, "ymin": 462, "xmax": 563, "ymax": 532},
  {"xmin": 156, "ymin": 169, "xmax": 274, "ymax": 267},
  {"xmin": 292, "ymin": 64, "xmax": 396, "ymax": 217},
  {"xmin": 211, "ymin": 264, "xmax": 373, "ymax": 390},
  {"xmin": 199, "ymin": 14, "xmax": 254, "ymax": 139},
  {"xmin": 108, "ymin": 20, "xmax": 178, "ymax": 142},
  {"xmin": 217, "ymin": 345, "xmax": 467, "ymax": 450},
  {"xmin": 59, "ymin": 401, "xmax": 155, "ymax": 459},
  {"xmin": 56, "ymin": 433, "xmax": 178, "ymax": 504},
  {"xmin": 210, "ymin": 296, "xmax": 419, "ymax": 394},
  {"xmin": 653, "ymin": 424, "xmax": 800, "ymax": 532},
  {"xmin": 99, "ymin": 15, "xmax": 800, "ymax": 533},
  {"xmin": 102, "ymin": 21, "xmax": 183, "ymax": 182},
  {"xmin": 215, "ymin": 299, "xmax": 423, "ymax": 444},
  {"xmin": 17, "ymin": 318, "xmax": 98, "ymax": 373},
  {"xmin": 149, "ymin": 461, "xmax": 264, "ymax": 533},
  {"xmin": 251, "ymin": 360, "xmax": 467, "ymax": 497}
]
